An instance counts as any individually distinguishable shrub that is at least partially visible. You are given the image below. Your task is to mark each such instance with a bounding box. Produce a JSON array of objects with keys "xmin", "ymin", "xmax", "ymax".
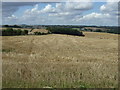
[
  {"xmin": 34, "ymin": 32, "xmax": 41, "ymax": 35},
  {"xmin": 16, "ymin": 29, "xmax": 22, "ymax": 35},
  {"xmin": 24, "ymin": 30, "xmax": 28, "ymax": 35},
  {"xmin": 2, "ymin": 28, "xmax": 14, "ymax": 36},
  {"xmin": 95, "ymin": 29, "xmax": 102, "ymax": 32},
  {"xmin": 21, "ymin": 30, "xmax": 28, "ymax": 35},
  {"xmin": 34, "ymin": 32, "xmax": 47, "ymax": 35}
]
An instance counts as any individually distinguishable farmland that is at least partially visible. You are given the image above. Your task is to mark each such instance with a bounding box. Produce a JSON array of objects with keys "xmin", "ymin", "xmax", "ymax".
[{"xmin": 2, "ymin": 31, "xmax": 118, "ymax": 88}]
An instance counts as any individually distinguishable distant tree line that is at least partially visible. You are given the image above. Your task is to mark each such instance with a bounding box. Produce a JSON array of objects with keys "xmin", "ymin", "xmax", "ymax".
[
  {"xmin": 106, "ymin": 29, "xmax": 120, "ymax": 34},
  {"xmin": 94, "ymin": 29, "xmax": 120, "ymax": 34},
  {"xmin": 3, "ymin": 25, "xmax": 22, "ymax": 28},
  {"xmin": 2, "ymin": 28, "xmax": 28, "ymax": 36},
  {"xmin": 81, "ymin": 27, "xmax": 120, "ymax": 34},
  {"xmin": 46, "ymin": 27, "xmax": 85, "ymax": 36}
]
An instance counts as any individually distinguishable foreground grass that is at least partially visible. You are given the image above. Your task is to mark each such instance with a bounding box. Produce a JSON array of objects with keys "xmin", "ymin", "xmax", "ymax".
[
  {"xmin": 2, "ymin": 32, "xmax": 118, "ymax": 88},
  {"xmin": 3, "ymin": 79, "xmax": 92, "ymax": 88}
]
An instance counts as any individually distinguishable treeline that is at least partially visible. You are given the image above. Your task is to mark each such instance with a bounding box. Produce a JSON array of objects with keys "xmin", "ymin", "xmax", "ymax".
[
  {"xmin": 2, "ymin": 27, "xmax": 85, "ymax": 37},
  {"xmin": 2, "ymin": 28, "xmax": 28, "ymax": 36},
  {"xmin": 106, "ymin": 29, "xmax": 120, "ymax": 34},
  {"xmin": 94, "ymin": 29, "xmax": 119, "ymax": 34},
  {"xmin": 81, "ymin": 27, "xmax": 119, "ymax": 34},
  {"xmin": 3, "ymin": 25, "xmax": 22, "ymax": 28},
  {"xmin": 93, "ymin": 29, "xmax": 119, "ymax": 34},
  {"xmin": 46, "ymin": 27, "xmax": 85, "ymax": 36}
]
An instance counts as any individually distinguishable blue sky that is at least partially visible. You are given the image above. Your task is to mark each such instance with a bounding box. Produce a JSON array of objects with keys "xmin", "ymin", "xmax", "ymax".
[{"xmin": 2, "ymin": 1, "xmax": 119, "ymax": 26}]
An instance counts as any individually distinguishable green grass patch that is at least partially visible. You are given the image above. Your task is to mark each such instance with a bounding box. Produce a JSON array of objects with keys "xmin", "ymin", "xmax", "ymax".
[{"xmin": 1, "ymin": 48, "xmax": 14, "ymax": 53}]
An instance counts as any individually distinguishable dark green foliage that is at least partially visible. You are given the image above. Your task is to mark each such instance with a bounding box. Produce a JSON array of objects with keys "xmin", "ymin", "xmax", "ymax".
[
  {"xmin": 95, "ymin": 29, "xmax": 102, "ymax": 32},
  {"xmin": 3, "ymin": 25, "xmax": 9, "ymax": 27},
  {"xmin": 46, "ymin": 27, "xmax": 85, "ymax": 36},
  {"xmin": 34, "ymin": 32, "xmax": 41, "ymax": 35},
  {"xmin": 15, "ymin": 29, "xmax": 22, "ymax": 35},
  {"xmin": 48, "ymin": 30, "xmax": 52, "ymax": 34},
  {"xmin": 2, "ymin": 28, "xmax": 14, "ymax": 36},
  {"xmin": 0, "ymin": 31, "xmax": 2, "ymax": 36},
  {"xmin": 2, "ymin": 28, "xmax": 28, "ymax": 36},
  {"xmin": 13, "ymin": 25, "xmax": 21, "ymax": 28},
  {"xmin": 24, "ymin": 30, "xmax": 28, "ymax": 34},
  {"xmin": 2, "ymin": 48, "xmax": 14, "ymax": 53},
  {"xmin": 79, "ymin": 26, "xmax": 119, "ymax": 34},
  {"xmin": 34, "ymin": 32, "xmax": 47, "ymax": 35},
  {"xmin": 30, "ymin": 28, "xmax": 34, "ymax": 32},
  {"xmin": 106, "ymin": 29, "xmax": 120, "ymax": 34},
  {"xmin": 3, "ymin": 25, "xmax": 21, "ymax": 28},
  {"xmin": 21, "ymin": 30, "xmax": 28, "ymax": 35}
]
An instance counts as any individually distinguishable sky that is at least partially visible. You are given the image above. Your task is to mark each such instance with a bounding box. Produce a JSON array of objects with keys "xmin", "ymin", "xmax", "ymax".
[{"xmin": 1, "ymin": 0, "xmax": 120, "ymax": 26}]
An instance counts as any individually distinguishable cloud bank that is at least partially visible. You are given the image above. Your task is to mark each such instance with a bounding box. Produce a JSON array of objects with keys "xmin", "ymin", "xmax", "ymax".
[{"xmin": 2, "ymin": 1, "xmax": 119, "ymax": 26}]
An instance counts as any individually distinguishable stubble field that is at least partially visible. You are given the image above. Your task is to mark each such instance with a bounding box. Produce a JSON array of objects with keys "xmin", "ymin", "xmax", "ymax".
[{"xmin": 2, "ymin": 31, "xmax": 118, "ymax": 88}]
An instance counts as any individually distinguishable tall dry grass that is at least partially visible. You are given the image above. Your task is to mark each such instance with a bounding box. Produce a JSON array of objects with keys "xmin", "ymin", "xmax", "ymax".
[{"xmin": 2, "ymin": 32, "xmax": 118, "ymax": 88}]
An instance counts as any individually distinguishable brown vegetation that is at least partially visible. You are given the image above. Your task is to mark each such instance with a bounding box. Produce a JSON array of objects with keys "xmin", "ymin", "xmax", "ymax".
[{"xmin": 2, "ymin": 32, "xmax": 118, "ymax": 88}]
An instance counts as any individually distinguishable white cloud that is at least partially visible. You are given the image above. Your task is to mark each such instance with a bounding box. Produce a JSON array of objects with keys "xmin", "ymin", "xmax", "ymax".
[
  {"xmin": 65, "ymin": 1, "xmax": 93, "ymax": 10},
  {"xmin": 56, "ymin": 3, "xmax": 62, "ymax": 8},
  {"xmin": 82, "ymin": 13, "xmax": 110, "ymax": 19},
  {"xmin": 100, "ymin": 2, "xmax": 118, "ymax": 16},
  {"xmin": 106, "ymin": 0, "xmax": 119, "ymax": 2},
  {"xmin": 100, "ymin": 5, "xmax": 106, "ymax": 11},
  {"xmin": 41, "ymin": 4, "xmax": 56, "ymax": 13},
  {"xmin": 24, "ymin": 4, "xmax": 41, "ymax": 15},
  {"xmin": 3, "ymin": 14, "xmax": 18, "ymax": 25},
  {"xmin": 7, "ymin": 15, "xmax": 18, "ymax": 19},
  {"xmin": 47, "ymin": 1, "xmax": 93, "ymax": 19},
  {"xmin": 31, "ymin": 4, "xmax": 38, "ymax": 12},
  {"xmin": 49, "ymin": 12, "xmax": 72, "ymax": 17},
  {"xmin": 72, "ymin": 12, "xmax": 118, "ymax": 26}
]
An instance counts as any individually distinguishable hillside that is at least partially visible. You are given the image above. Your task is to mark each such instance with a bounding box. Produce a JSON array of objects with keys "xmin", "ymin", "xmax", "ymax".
[{"xmin": 2, "ymin": 32, "xmax": 118, "ymax": 88}]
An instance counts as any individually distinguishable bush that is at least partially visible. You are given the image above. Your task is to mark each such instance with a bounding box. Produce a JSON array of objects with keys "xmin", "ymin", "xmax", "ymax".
[
  {"xmin": 46, "ymin": 27, "xmax": 85, "ymax": 36},
  {"xmin": 21, "ymin": 30, "xmax": 28, "ymax": 35},
  {"xmin": 34, "ymin": 32, "xmax": 47, "ymax": 35},
  {"xmin": 15, "ymin": 29, "xmax": 22, "ymax": 35},
  {"xmin": 95, "ymin": 29, "xmax": 102, "ymax": 32},
  {"xmin": 24, "ymin": 30, "xmax": 28, "ymax": 35},
  {"xmin": 2, "ymin": 28, "xmax": 14, "ymax": 36},
  {"xmin": 34, "ymin": 32, "xmax": 41, "ymax": 35}
]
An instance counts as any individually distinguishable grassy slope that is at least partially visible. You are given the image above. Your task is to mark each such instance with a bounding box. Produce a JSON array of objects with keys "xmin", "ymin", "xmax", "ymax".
[{"xmin": 2, "ymin": 32, "xmax": 118, "ymax": 88}]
